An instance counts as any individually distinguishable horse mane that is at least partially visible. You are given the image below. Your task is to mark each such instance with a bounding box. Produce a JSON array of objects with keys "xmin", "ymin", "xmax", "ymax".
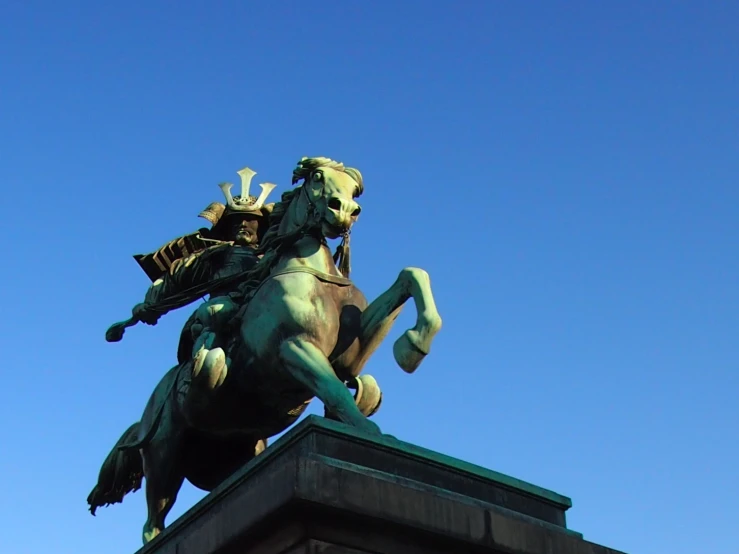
[
  {"xmin": 235, "ymin": 157, "xmax": 362, "ymax": 293},
  {"xmin": 290, "ymin": 156, "xmax": 364, "ymax": 197}
]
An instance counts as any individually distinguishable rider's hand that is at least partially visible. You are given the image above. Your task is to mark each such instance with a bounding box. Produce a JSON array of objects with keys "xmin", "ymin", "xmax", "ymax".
[{"xmin": 133, "ymin": 303, "xmax": 160, "ymax": 325}]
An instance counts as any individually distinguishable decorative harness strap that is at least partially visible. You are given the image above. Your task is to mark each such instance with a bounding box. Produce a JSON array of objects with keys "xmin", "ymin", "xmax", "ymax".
[{"xmin": 267, "ymin": 266, "xmax": 353, "ymax": 286}]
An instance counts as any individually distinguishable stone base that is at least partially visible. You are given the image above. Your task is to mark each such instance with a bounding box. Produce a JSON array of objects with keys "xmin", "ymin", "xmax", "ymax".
[{"xmin": 138, "ymin": 416, "xmax": 625, "ymax": 554}]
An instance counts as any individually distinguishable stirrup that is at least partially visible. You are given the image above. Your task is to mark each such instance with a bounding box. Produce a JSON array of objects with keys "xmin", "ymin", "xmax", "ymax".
[
  {"xmin": 191, "ymin": 348, "xmax": 226, "ymax": 385},
  {"xmin": 192, "ymin": 348, "xmax": 208, "ymax": 378}
]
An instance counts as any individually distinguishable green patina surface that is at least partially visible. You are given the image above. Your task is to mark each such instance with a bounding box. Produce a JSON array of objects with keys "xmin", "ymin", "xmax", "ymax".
[
  {"xmin": 273, "ymin": 415, "xmax": 573, "ymax": 508},
  {"xmin": 187, "ymin": 415, "xmax": 573, "ymax": 521},
  {"xmin": 92, "ymin": 157, "xmax": 445, "ymax": 545},
  {"xmin": 306, "ymin": 416, "xmax": 571, "ymax": 507}
]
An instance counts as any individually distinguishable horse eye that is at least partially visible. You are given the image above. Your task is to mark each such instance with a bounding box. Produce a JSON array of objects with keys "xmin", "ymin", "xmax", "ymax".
[{"xmin": 313, "ymin": 171, "xmax": 323, "ymax": 182}]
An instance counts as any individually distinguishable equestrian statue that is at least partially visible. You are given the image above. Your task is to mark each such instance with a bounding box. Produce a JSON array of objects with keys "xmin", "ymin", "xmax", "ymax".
[{"xmin": 87, "ymin": 157, "xmax": 443, "ymax": 544}]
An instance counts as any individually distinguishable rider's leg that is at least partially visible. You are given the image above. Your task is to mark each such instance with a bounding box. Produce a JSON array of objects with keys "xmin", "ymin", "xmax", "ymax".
[{"xmin": 188, "ymin": 297, "xmax": 237, "ymax": 404}]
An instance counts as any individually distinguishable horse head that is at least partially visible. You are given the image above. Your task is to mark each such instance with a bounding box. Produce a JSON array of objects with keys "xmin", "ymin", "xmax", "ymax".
[{"xmin": 291, "ymin": 157, "xmax": 364, "ymax": 240}]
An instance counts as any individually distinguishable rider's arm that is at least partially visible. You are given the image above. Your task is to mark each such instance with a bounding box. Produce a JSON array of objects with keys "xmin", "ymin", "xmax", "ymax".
[{"xmin": 135, "ymin": 245, "xmax": 229, "ymax": 322}]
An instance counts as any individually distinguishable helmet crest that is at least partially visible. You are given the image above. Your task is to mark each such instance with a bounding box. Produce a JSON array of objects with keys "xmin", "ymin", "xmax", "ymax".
[{"xmin": 219, "ymin": 166, "xmax": 276, "ymax": 214}]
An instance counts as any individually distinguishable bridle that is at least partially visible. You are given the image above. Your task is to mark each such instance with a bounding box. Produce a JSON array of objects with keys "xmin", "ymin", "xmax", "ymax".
[{"xmin": 301, "ymin": 171, "xmax": 352, "ymax": 277}]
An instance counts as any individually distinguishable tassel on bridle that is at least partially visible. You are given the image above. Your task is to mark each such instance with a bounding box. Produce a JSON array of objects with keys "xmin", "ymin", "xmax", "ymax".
[{"xmin": 333, "ymin": 231, "xmax": 352, "ymax": 278}]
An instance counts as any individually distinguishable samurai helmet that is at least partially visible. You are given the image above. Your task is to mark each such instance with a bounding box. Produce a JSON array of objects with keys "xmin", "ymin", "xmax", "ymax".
[{"xmin": 198, "ymin": 165, "xmax": 276, "ymax": 224}]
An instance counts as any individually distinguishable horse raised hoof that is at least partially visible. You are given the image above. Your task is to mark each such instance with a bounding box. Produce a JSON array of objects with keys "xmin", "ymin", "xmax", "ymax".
[{"xmin": 393, "ymin": 329, "xmax": 429, "ymax": 374}]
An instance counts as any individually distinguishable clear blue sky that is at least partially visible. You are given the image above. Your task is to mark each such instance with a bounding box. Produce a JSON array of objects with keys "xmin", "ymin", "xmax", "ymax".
[{"xmin": 1, "ymin": 2, "xmax": 736, "ymax": 553}]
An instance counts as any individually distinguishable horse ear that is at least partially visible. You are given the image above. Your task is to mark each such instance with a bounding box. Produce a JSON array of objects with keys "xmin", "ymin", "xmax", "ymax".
[{"xmin": 199, "ymin": 202, "xmax": 226, "ymax": 225}]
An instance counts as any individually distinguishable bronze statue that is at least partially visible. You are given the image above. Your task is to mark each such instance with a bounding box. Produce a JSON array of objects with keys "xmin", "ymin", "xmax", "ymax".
[{"xmin": 88, "ymin": 157, "xmax": 443, "ymax": 544}]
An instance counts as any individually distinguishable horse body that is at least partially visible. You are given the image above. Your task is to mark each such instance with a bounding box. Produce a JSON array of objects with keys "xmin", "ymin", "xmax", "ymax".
[
  {"xmin": 88, "ymin": 158, "xmax": 442, "ymax": 544},
  {"xmin": 178, "ymin": 237, "xmax": 377, "ymax": 437}
]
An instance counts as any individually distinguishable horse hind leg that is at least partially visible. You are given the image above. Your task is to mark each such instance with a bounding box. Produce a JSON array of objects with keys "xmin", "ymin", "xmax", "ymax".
[
  {"xmin": 141, "ymin": 419, "xmax": 185, "ymax": 543},
  {"xmin": 280, "ymin": 337, "xmax": 382, "ymax": 436}
]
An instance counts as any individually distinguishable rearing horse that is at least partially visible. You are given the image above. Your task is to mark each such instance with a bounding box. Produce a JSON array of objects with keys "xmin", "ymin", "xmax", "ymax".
[{"xmin": 87, "ymin": 157, "xmax": 442, "ymax": 544}]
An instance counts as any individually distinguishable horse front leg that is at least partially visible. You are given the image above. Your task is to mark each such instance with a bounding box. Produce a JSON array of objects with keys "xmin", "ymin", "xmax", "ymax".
[{"xmin": 357, "ymin": 267, "xmax": 442, "ymax": 374}]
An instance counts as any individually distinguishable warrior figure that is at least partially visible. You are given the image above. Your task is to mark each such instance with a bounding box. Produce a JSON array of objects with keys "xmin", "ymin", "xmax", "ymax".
[
  {"xmin": 90, "ymin": 159, "xmax": 414, "ymax": 542},
  {"xmin": 120, "ymin": 168, "xmax": 276, "ymax": 408}
]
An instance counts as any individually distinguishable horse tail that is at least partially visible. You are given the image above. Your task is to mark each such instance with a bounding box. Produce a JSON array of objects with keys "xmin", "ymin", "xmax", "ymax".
[
  {"xmin": 115, "ymin": 364, "xmax": 180, "ymax": 452},
  {"xmin": 115, "ymin": 403, "xmax": 164, "ymax": 452},
  {"xmin": 87, "ymin": 422, "xmax": 144, "ymax": 515}
]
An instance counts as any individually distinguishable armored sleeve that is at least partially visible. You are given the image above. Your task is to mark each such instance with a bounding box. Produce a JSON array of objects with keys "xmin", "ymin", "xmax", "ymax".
[{"xmin": 143, "ymin": 244, "xmax": 230, "ymax": 313}]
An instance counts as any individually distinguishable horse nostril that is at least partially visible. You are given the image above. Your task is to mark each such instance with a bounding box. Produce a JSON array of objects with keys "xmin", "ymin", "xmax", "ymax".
[
  {"xmin": 351, "ymin": 206, "xmax": 362, "ymax": 217},
  {"xmin": 328, "ymin": 198, "xmax": 342, "ymax": 210}
]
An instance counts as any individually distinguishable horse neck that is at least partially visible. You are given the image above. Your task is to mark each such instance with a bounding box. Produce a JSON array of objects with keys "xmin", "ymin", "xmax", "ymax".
[
  {"xmin": 272, "ymin": 187, "xmax": 340, "ymax": 276},
  {"xmin": 278, "ymin": 236, "xmax": 337, "ymax": 275}
]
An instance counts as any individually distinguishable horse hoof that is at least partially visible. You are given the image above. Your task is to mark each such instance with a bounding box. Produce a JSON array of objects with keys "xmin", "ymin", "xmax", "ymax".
[
  {"xmin": 355, "ymin": 375, "xmax": 383, "ymax": 417},
  {"xmin": 142, "ymin": 526, "xmax": 161, "ymax": 544},
  {"xmin": 393, "ymin": 330, "xmax": 427, "ymax": 374},
  {"xmin": 357, "ymin": 418, "xmax": 383, "ymax": 436}
]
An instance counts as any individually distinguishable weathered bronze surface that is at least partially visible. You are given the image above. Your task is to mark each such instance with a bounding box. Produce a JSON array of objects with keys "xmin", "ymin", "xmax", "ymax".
[{"xmin": 88, "ymin": 157, "xmax": 443, "ymax": 544}]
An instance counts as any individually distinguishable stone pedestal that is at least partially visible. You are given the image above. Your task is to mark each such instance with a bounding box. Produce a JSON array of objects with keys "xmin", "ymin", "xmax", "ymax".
[{"xmin": 138, "ymin": 416, "xmax": 625, "ymax": 554}]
